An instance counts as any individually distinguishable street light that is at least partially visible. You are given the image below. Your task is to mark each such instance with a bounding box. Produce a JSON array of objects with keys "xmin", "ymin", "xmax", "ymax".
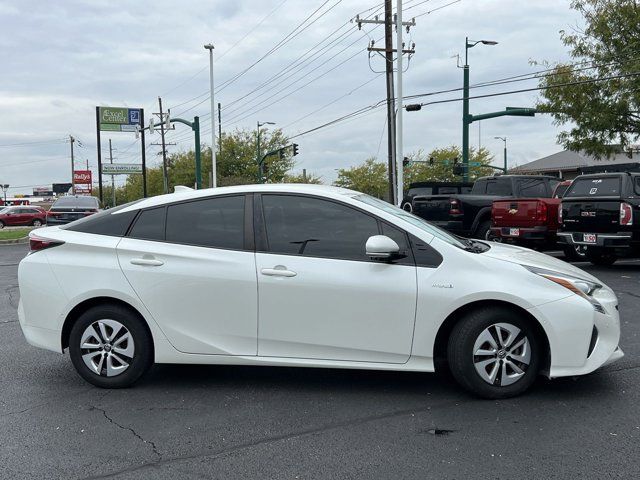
[
  {"xmin": 204, "ymin": 43, "xmax": 217, "ymax": 188},
  {"xmin": 462, "ymin": 37, "xmax": 498, "ymax": 182},
  {"xmin": 494, "ymin": 136, "xmax": 508, "ymax": 172},
  {"xmin": 257, "ymin": 121, "xmax": 276, "ymax": 183}
]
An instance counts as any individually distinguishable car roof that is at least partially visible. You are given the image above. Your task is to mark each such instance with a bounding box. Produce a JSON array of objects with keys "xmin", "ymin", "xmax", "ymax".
[{"xmin": 116, "ymin": 184, "xmax": 360, "ymax": 214}]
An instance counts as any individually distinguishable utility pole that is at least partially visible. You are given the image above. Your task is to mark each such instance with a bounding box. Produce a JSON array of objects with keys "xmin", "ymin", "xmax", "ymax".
[
  {"xmin": 395, "ymin": 0, "xmax": 404, "ymax": 206},
  {"xmin": 158, "ymin": 97, "xmax": 169, "ymax": 194},
  {"xmin": 356, "ymin": 5, "xmax": 415, "ymax": 204},
  {"xmin": 204, "ymin": 44, "xmax": 217, "ymax": 187},
  {"xmin": 218, "ymin": 102, "xmax": 222, "ymax": 157},
  {"xmin": 69, "ymin": 135, "xmax": 75, "ymax": 194},
  {"xmin": 108, "ymin": 139, "xmax": 116, "ymax": 207}
]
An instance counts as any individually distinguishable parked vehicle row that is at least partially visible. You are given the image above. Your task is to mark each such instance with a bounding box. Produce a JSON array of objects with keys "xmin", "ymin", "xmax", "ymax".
[
  {"xmin": 0, "ymin": 206, "xmax": 47, "ymax": 228},
  {"xmin": 0, "ymin": 195, "xmax": 102, "ymax": 228}
]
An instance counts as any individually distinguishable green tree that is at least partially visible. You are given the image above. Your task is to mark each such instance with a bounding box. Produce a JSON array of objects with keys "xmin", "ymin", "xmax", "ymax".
[
  {"xmin": 114, "ymin": 127, "xmax": 294, "ymax": 203},
  {"xmin": 282, "ymin": 172, "xmax": 323, "ymax": 184},
  {"xmin": 334, "ymin": 158, "xmax": 388, "ymax": 198},
  {"xmin": 536, "ymin": 0, "xmax": 640, "ymax": 157},
  {"xmin": 404, "ymin": 146, "xmax": 494, "ymax": 184}
]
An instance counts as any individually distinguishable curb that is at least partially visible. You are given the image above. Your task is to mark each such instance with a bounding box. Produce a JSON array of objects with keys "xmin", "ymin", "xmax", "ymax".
[{"xmin": 0, "ymin": 237, "xmax": 29, "ymax": 245}]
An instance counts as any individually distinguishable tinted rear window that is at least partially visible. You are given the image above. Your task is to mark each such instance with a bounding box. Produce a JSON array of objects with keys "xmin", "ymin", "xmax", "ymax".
[
  {"xmin": 52, "ymin": 196, "xmax": 99, "ymax": 208},
  {"xmin": 408, "ymin": 187, "xmax": 433, "ymax": 197},
  {"xmin": 128, "ymin": 207, "xmax": 166, "ymax": 241},
  {"xmin": 566, "ymin": 177, "xmax": 622, "ymax": 197},
  {"xmin": 516, "ymin": 178, "xmax": 548, "ymax": 197},
  {"xmin": 64, "ymin": 200, "xmax": 141, "ymax": 236},
  {"xmin": 486, "ymin": 178, "xmax": 512, "ymax": 195}
]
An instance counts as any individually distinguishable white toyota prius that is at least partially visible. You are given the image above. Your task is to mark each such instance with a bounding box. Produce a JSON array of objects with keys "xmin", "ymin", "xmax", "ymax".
[{"xmin": 18, "ymin": 185, "xmax": 623, "ymax": 398}]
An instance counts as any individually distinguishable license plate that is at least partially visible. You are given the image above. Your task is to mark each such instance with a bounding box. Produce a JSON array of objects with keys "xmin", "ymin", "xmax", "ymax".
[
  {"xmin": 509, "ymin": 228, "xmax": 520, "ymax": 236},
  {"xmin": 583, "ymin": 233, "xmax": 597, "ymax": 243}
]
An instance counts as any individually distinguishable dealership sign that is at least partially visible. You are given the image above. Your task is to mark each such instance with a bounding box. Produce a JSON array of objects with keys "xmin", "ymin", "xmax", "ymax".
[
  {"xmin": 73, "ymin": 170, "xmax": 92, "ymax": 184},
  {"xmin": 99, "ymin": 106, "xmax": 142, "ymax": 132},
  {"xmin": 102, "ymin": 163, "xmax": 143, "ymax": 175}
]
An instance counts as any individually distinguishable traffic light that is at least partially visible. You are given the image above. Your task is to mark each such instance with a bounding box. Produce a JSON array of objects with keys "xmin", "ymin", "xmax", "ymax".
[
  {"xmin": 402, "ymin": 157, "xmax": 410, "ymax": 167},
  {"xmin": 292, "ymin": 143, "xmax": 299, "ymax": 156}
]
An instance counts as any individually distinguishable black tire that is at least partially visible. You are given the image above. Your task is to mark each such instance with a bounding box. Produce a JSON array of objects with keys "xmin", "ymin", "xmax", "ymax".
[
  {"xmin": 474, "ymin": 220, "xmax": 492, "ymax": 240},
  {"xmin": 31, "ymin": 219, "xmax": 43, "ymax": 227},
  {"xmin": 68, "ymin": 304, "xmax": 153, "ymax": 388},
  {"xmin": 447, "ymin": 307, "xmax": 541, "ymax": 399},
  {"xmin": 563, "ymin": 245, "xmax": 588, "ymax": 262},
  {"xmin": 588, "ymin": 250, "xmax": 617, "ymax": 266}
]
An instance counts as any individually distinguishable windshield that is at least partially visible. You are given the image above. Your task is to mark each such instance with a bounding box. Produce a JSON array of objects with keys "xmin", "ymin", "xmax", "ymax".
[{"xmin": 353, "ymin": 194, "xmax": 469, "ymax": 249}]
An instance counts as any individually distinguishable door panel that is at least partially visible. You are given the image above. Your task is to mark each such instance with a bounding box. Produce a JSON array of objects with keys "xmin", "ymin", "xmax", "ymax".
[
  {"xmin": 255, "ymin": 193, "xmax": 417, "ymax": 364},
  {"xmin": 256, "ymin": 253, "xmax": 417, "ymax": 363},
  {"xmin": 118, "ymin": 239, "xmax": 258, "ymax": 355}
]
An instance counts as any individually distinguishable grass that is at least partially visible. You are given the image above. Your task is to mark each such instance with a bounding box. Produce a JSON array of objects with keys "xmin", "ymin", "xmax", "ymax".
[{"xmin": 0, "ymin": 228, "xmax": 31, "ymax": 241}]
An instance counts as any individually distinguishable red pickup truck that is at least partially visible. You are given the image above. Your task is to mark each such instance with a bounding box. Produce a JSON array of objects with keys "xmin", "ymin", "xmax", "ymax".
[{"xmin": 490, "ymin": 180, "xmax": 586, "ymax": 260}]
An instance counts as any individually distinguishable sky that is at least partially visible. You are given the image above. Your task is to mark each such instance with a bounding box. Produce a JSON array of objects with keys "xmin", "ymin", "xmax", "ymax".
[{"xmin": 0, "ymin": 0, "xmax": 582, "ymax": 195}]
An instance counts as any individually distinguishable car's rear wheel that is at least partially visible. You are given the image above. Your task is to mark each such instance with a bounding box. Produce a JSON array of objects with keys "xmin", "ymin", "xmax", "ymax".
[
  {"xmin": 563, "ymin": 245, "xmax": 588, "ymax": 261},
  {"xmin": 0, "ymin": 220, "xmax": 4, "ymax": 229},
  {"xmin": 32, "ymin": 219, "xmax": 42, "ymax": 227},
  {"xmin": 68, "ymin": 304, "xmax": 153, "ymax": 388},
  {"xmin": 448, "ymin": 307, "xmax": 540, "ymax": 399},
  {"xmin": 588, "ymin": 249, "xmax": 617, "ymax": 266}
]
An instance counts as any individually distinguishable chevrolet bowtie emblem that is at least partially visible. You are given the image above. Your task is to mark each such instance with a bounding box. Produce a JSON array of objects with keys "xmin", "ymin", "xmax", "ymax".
[{"xmin": 508, "ymin": 208, "xmax": 518, "ymax": 214}]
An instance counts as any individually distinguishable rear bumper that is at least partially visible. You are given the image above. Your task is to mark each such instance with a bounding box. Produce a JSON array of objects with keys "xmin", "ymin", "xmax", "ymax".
[
  {"xmin": 46, "ymin": 217, "xmax": 76, "ymax": 225},
  {"xmin": 491, "ymin": 225, "xmax": 553, "ymax": 241},
  {"xmin": 427, "ymin": 220, "xmax": 465, "ymax": 235},
  {"xmin": 557, "ymin": 231, "xmax": 632, "ymax": 248},
  {"xmin": 18, "ymin": 300, "xmax": 62, "ymax": 353}
]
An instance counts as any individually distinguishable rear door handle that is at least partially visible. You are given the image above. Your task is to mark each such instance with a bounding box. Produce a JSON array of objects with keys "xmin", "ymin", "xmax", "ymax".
[
  {"xmin": 130, "ymin": 258, "xmax": 164, "ymax": 267},
  {"xmin": 260, "ymin": 266, "xmax": 297, "ymax": 277}
]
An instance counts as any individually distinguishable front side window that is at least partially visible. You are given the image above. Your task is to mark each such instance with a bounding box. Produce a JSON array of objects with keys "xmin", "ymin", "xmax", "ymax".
[
  {"xmin": 261, "ymin": 195, "xmax": 378, "ymax": 261},
  {"xmin": 165, "ymin": 195, "xmax": 245, "ymax": 249}
]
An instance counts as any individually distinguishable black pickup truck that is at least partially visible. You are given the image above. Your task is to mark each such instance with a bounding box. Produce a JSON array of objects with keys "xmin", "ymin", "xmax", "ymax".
[
  {"xmin": 400, "ymin": 181, "xmax": 473, "ymax": 212},
  {"xmin": 557, "ymin": 172, "xmax": 640, "ymax": 265},
  {"xmin": 412, "ymin": 175, "xmax": 560, "ymax": 239}
]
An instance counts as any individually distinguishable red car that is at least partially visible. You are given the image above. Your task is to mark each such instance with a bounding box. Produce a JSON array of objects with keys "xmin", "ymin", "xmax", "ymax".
[{"xmin": 0, "ymin": 205, "xmax": 47, "ymax": 228}]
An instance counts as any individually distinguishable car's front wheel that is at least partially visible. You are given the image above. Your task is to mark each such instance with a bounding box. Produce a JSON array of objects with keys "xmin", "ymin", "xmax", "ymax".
[
  {"xmin": 448, "ymin": 307, "xmax": 540, "ymax": 399},
  {"xmin": 68, "ymin": 304, "xmax": 153, "ymax": 388}
]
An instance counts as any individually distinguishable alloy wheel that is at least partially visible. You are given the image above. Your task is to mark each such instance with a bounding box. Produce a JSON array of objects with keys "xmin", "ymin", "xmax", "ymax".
[
  {"xmin": 80, "ymin": 319, "xmax": 135, "ymax": 377},
  {"xmin": 472, "ymin": 322, "xmax": 531, "ymax": 386},
  {"xmin": 33, "ymin": 220, "xmax": 42, "ymax": 226}
]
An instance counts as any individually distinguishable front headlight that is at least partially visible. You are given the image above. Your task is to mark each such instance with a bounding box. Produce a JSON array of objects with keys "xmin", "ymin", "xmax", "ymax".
[{"xmin": 523, "ymin": 265, "xmax": 605, "ymax": 311}]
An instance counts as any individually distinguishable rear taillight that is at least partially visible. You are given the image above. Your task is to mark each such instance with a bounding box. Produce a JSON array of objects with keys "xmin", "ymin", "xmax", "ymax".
[
  {"xmin": 558, "ymin": 204, "xmax": 563, "ymax": 223},
  {"xmin": 620, "ymin": 202, "xmax": 633, "ymax": 226},
  {"xmin": 450, "ymin": 199, "xmax": 462, "ymax": 215},
  {"xmin": 29, "ymin": 235, "xmax": 64, "ymax": 252},
  {"xmin": 82, "ymin": 209, "xmax": 99, "ymax": 216},
  {"xmin": 536, "ymin": 201, "xmax": 548, "ymax": 222}
]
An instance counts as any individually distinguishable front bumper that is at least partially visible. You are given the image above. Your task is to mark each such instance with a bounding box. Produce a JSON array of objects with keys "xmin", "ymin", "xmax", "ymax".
[
  {"xmin": 528, "ymin": 287, "xmax": 623, "ymax": 378},
  {"xmin": 557, "ymin": 231, "xmax": 632, "ymax": 248}
]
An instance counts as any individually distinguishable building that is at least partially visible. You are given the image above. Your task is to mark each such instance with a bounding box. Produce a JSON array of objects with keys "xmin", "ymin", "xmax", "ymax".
[{"xmin": 510, "ymin": 148, "xmax": 640, "ymax": 179}]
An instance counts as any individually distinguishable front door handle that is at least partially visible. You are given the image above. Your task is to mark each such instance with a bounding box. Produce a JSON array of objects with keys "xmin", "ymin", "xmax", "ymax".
[
  {"xmin": 130, "ymin": 258, "xmax": 164, "ymax": 267},
  {"xmin": 261, "ymin": 266, "xmax": 297, "ymax": 277}
]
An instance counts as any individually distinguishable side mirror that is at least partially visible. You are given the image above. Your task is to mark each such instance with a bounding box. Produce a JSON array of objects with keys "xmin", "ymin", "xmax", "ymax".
[{"xmin": 366, "ymin": 235, "xmax": 400, "ymax": 260}]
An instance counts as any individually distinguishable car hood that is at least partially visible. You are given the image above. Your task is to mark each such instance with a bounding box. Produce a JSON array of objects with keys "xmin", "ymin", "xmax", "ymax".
[{"xmin": 481, "ymin": 242, "xmax": 602, "ymax": 284}]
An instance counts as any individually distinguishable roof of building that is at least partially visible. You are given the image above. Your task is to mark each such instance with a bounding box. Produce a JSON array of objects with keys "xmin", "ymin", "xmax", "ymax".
[{"xmin": 511, "ymin": 149, "xmax": 640, "ymax": 173}]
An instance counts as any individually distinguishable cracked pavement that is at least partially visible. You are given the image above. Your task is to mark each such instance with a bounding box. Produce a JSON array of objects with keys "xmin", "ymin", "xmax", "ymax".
[{"xmin": 1, "ymin": 243, "xmax": 639, "ymax": 479}]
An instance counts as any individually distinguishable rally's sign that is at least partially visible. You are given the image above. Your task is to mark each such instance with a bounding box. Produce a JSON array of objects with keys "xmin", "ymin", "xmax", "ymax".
[
  {"xmin": 99, "ymin": 107, "xmax": 141, "ymax": 132},
  {"xmin": 73, "ymin": 170, "xmax": 92, "ymax": 184},
  {"xmin": 102, "ymin": 163, "xmax": 143, "ymax": 175}
]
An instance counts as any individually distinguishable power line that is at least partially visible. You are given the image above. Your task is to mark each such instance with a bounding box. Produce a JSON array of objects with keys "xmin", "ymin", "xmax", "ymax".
[{"xmin": 0, "ymin": 138, "xmax": 67, "ymax": 148}]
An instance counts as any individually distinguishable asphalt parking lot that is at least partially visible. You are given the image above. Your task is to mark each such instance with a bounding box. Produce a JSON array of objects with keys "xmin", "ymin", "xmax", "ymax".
[{"xmin": 1, "ymin": 244, "xmax": 639, "ymax": 479}]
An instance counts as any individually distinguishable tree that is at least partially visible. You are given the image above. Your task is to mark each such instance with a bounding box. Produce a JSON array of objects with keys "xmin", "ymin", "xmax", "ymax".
[
  {"xmin": 114, "ymin": 127, "xmax": 294, "ymax": 203},
  {"xmin": 536, "ymin": 0, "xmax": 640, "ymax": 157},
  {"xmin": 282, "ymin": 172, "xmax": 323, "ymax": 184},
  {"xmin": 334, "ymin": 147, "xmax": 494, "ymax": 198},
  {"xmin": 334, "ymin": 158, "xmax": 388, "ymax": 198},
  {"xmin": 404, "ymin": 146, "xmax": 494, "ymax": 184}
]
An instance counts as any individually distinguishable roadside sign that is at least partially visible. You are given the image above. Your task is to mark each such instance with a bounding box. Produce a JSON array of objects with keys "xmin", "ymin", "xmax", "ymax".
[
  {"xmin": 73, "ymin": 170, "xmax": 92, "ymax": 184},
  {"xmin": 102, "ymin": 163, "xmax": 143, "ymax": 175},
  {"xmin": 98, "ymin": 106, "xmax": 142, "ymax": 132}
]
